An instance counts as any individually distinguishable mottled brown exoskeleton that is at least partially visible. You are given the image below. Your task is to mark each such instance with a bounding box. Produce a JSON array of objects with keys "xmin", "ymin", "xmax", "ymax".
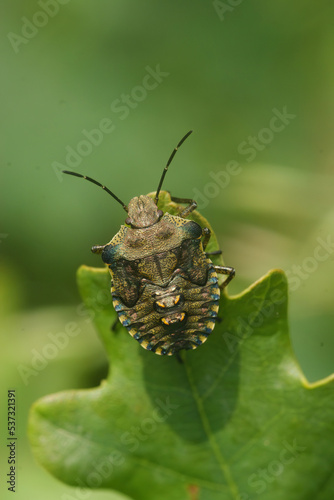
[{"xmin": 63, "ymin": 131, "xmax": 235, "ymax": 355}]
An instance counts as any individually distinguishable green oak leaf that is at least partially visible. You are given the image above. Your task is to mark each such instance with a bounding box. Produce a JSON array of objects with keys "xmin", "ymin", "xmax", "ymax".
[{"xmin": 29, "ymin": 196, "xmax": 334, "ymax": 500}]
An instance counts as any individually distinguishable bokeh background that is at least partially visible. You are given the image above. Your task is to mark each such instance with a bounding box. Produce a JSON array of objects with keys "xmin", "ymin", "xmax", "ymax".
[{"xmin": 1, "ymin": 1, "xmax": 334, "ymax": 498}]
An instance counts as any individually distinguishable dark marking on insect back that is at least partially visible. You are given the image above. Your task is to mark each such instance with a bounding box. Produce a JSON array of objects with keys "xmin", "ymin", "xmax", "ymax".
[{"xmin": 153, "ymin": 254, "xmax": 164, "ymax": 282}]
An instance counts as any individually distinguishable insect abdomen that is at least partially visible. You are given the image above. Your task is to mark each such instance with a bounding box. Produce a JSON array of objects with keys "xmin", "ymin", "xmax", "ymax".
[{"xmin": 111, "ymin": 264, "xmax": 220, "ymax": 356}]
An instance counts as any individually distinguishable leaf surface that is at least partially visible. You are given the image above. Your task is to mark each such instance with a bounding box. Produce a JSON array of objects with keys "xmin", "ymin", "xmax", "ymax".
[{"xmin": 29, "ymin": 196, "xmax": 334, "ymax": 499}]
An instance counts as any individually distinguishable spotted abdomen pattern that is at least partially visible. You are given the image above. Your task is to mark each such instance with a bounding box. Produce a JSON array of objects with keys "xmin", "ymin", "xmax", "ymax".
[{"xmin": 111, "ymin": 263, "xmax": 220, "ymax": 356}]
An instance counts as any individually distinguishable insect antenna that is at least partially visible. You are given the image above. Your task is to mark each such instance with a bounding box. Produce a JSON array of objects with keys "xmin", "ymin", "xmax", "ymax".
[
  {"xmin": 63, "ymin": 170, "xmax": 128, "ymax": 212},
  {"xmin": 154, "ymin": 130, "xmax": 193, "ymax": 205}
]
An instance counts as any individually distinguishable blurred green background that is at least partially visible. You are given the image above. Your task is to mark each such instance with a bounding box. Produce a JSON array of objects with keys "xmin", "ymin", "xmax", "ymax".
[{"xmin": 1, "ymin": 1, "xmax": 334, "ymax": 498}]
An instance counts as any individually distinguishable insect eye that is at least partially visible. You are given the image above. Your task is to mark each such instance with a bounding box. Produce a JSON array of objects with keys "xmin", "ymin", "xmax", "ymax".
[
  {"xmin": 125, "ymin": 217, "xmax": 132, "ymax": 225},
  {"xmin": 157, "ymin": 210, "xmax": 163, "ymax": 218}
]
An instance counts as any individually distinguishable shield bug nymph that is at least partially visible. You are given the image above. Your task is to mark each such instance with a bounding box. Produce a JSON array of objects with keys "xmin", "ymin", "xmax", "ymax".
[{"xmin": 63, "ymin": 131, "xmax": 235, "ymax": 356}]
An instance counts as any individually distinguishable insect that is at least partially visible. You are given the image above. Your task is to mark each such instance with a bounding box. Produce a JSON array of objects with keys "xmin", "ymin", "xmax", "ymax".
[{"xmin": 63, "ymin": 131, "xmax": 235, "ymax": 356}]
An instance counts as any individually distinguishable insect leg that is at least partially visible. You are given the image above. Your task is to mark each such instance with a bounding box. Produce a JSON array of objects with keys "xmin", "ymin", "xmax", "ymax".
[
  {"xmin": 202, "ymin": 227, "xmax": 211, "ymax": 250},
  {"xmin": 170, "ymin": 196, "xmax": 197, "ymax": 218},
  {"xmin": 214, "ymin": 266, "xmax": 235, "ymax": 289},
  {"xmin": 91, "ymin": 245, "xmax": 105, "ymax": 254},
  {"xmin": 201, "ymin": 227, "xmax": 222, "ymax": 256}
]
